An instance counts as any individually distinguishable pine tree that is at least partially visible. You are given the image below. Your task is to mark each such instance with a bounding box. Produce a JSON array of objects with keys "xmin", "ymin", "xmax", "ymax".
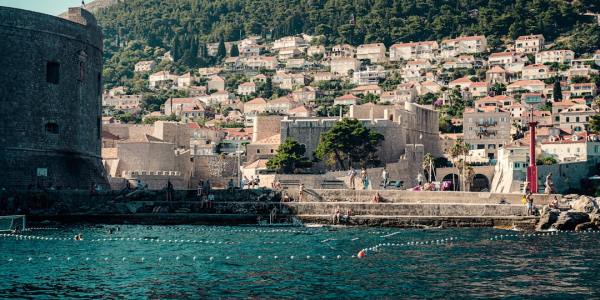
[
  {"xmin": 553, "ymin": 77, "xmax": 562, "ymax": 101},
  {"xmin": 230, "ymin": 43, "xmax": 239, "ymax": 57}
]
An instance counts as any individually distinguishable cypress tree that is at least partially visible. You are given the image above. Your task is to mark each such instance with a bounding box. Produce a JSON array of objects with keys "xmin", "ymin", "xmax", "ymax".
[
  {"xmin": 264, "ymin": 77, "xmax": 273, "ymax": 99},
  {"xmin": 217, "ymin": 37, "xmax": 226, "ymax": 59},
  {"xmin": 172, "ymin": 37, "xmax": 182, "ymax": 62},
  {"xmin": 553, "ymin": 77, "xmax": 562, "ymax": 101},
  {"xmin": 230, "ymin": 43, "xmax": 239, "ymax": 57}
]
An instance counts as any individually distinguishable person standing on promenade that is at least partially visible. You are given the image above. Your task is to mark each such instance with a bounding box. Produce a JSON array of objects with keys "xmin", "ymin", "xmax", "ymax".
[
  {"xmin": 360, "ymin": 168, "xmax": 369, "ymax": 190},
  {"xmin": 241, "ymin": 176, "xmax": 248, "ymax": 189},
  {"xmin": 417, "ymin": 173, "xmax": 424, "ymax": 187},
  {"xmin": 348, "ymin": 168, "xmax": 357, "ymax": 190},
  {"xmin": 381, "ymin": 167, "xmax": 389, "ymax": 189},
  {"xmin": 526, "ymin": 192, "xmax": 534, "ymax": 215},
  {"xmin": 197, "ymin": 180, "xmax": 204, "ymax": 197},
  {"xmin": 298, "ymin": 183, "xmax": 305, "ymax": 202},
  {"xmin": 166, "ymin": 179, "xmax": 174, "ymax": 201}
]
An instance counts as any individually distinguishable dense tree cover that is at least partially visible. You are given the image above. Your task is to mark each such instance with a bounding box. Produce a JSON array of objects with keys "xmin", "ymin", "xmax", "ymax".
[
  {"xmin": 315, "ymin": 118, "xmax": 384, "ymax": 169},
  {"xmin": 96, "ymin": 0, "xmax": 600, "ymax": 87},
  {"xmin": 267, "ymin": 139, "xmax": 312, "ymax": 173}
]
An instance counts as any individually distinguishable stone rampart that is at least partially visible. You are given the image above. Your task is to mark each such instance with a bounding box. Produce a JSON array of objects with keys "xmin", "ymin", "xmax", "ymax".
[{"xmin": 0, "ymin": 7, "xmax": 105, "ymax": 189}]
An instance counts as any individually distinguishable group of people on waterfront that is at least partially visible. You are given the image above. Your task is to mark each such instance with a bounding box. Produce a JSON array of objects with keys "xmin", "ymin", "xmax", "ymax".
[
  {"xmin": 347, "ymin": 168, "xmax": 374, "ymax": 190},
  {"xmin": 196, "ymin": 180, "xmax": 214, "ymax": 209},
  {"xmin": 332, "ymin": 206, "xmax": 353, "ymax": 224},
  {"xmin": 241, "ymin": 176, "xmax": 261, "ymax": 189}
]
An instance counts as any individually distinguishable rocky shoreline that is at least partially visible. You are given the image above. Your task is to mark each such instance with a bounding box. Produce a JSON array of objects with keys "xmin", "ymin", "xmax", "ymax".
[{"xmin": 536, "ymin": 194, "xmax": 600, "ymax": 231}]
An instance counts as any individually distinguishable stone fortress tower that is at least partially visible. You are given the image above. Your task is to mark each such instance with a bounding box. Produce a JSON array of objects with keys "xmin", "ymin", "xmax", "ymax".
[{"xmin": 0, "ymin": 7, "xmax": 107, "ymax": 189}]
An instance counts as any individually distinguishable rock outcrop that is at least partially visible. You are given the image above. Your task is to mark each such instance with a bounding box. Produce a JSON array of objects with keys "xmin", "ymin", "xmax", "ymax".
[
  {"xmin": 536, "ymin": 195, "xmax": 600, "ymax": 231},
  {"xmin": 569, "ymin": 196, "xmax": 598, "ymax": 214},
  {"xmin": 536, "ymin": 209, "xmax": 560, "ymax": 231},
  {"xmin": 552, "ymin": 211, "xmax": 590, "ymax": 231}
]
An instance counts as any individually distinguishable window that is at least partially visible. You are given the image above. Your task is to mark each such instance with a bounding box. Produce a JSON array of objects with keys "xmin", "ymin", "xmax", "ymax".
[
  {"xmin": 514, "ymin": 162, "xmax": 520, "ymax": 168},
  {"xmin": 46, "ymin": 61, "xmax": 60, "ymax": 84},
  {"xmin": 257, "ymin": 149, "xmax": 260, "ymax": 154},
  {"xmin": 566, "ymin": 117, "xmax": 570, "ymax": 123},
  {"xmin": 45, "ymin": 122, "xmax": 59, "ymax": 134}
]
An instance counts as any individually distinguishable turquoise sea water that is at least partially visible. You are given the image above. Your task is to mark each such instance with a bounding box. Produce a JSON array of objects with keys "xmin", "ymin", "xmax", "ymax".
[{"xmin": 1, "ymin": 225, "xmax": 599, "ymax": 299}]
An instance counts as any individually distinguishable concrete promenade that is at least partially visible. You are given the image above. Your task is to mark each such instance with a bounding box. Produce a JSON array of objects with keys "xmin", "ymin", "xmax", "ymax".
[{"xmin": 1, "ymin": 189, "xmax": 548, "ymax": 228}]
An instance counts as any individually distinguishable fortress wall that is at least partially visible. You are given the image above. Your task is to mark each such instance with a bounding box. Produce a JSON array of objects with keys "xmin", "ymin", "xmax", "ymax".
[{"xmin": 0, "ymin": 7, "xmax": 105, "ymax": 189}]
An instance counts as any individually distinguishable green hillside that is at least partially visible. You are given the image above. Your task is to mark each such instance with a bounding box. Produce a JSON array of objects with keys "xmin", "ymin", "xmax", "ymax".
[{"xmin": 95, "ymin": 0, "xmax": 600, "ymax": 87}]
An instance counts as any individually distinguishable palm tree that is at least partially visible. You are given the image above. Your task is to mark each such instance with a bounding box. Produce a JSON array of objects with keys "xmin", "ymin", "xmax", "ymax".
[
  {"xmin": 422, "ymin": 153, "xmax": 435, "ymax": 183},
  {"xmin": 449, "ymin": 139, "xmax": 470, "ymax": 191},
  {"xmin": 464, "ymin": 165, "xmax": 474, "ymax": 192}
]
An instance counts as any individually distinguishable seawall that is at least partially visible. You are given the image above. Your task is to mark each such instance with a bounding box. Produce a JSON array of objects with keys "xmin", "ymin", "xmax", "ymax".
[{"xmin": 0, "ymin": 189, "xmax": 546, "ymax": 228}]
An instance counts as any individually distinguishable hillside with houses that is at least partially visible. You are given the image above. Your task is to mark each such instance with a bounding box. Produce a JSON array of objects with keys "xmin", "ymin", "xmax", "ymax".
[{"xmin": 96, "ymin": 0, "xmax": 600, "ymax": 196}]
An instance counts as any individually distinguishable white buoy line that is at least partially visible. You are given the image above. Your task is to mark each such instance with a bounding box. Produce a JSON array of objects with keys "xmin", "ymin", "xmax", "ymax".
[
  {"xmin": 488, "ymin": 229, "xmax": 600, "ymax": 241},
  {"xmin": 359, "ymin": 236, "xmax": 459, "ymax": 255},
  {"xmin": 0, "ymin": 233, "xmax": 303, "ymax": 245},
  {"xmin": 23, "ymin": 227, "xmax": 60, "ymax": 231},
  {"xmin": 168, "ymin": 226, "xmax": 315, "ymax": 235},
  {"xmin": 0, "ymin": 253, "xmax": 353, "ymax": 264}
]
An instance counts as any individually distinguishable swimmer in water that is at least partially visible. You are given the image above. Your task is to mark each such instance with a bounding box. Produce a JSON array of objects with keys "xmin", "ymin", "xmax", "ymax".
[{"xmin": 74, "ymin": 233, "xmax": 83, "ymax": 241}]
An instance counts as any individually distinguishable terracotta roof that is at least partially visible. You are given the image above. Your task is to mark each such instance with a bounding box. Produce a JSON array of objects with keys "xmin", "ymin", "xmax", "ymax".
[
  {"xmin": 244, "ymin": 159, "xmax": 269, "ymax": 169},
  {"xmin": 470, "ymin": 82, "xmax": 489, "ymax": 88},
  {"xmin": 336, "ymin": 94, "xmax": 359, "ymax": 100},
  {"xmin": 246, "ymin": 98, "xmax": 268, "ymax": 105},
  {"xmin": 489, "ymin": 51, "xmax": 516, "ymax": 58},
  {"xmin": 553, "ymin": 101, "xmax": 577, "ymax": 107},
  {"xmin": 508, "ymin": 80, "xmax": 545, "ymax": 87},
  {"xmin": 450, "ymin": 76, "xmax": 472, "ymax": 84},
  {"xmin": 571, "ymin": 83, "xmax": 595, "ymax": 87},
  {"xmin": 188, "ymin": 123, "xmax": 201, "ymax": 129},
  {"xmin": 169, "ymin": 98, "xmax": 197, "ymax": 104},
  {"xmin": 288, "ymin": 105, "xmax": 311, "ymax": 114},
  {"xmin": 254, "ymin": 134, "xmax": 281, "ymax": 144},
  {"xmin": 487, "ymin": 66, "xmax": 506, "ymax": 73},
  {"xmin": 269, "ymin": 96, "xmax": 296, "ymax": 105}
]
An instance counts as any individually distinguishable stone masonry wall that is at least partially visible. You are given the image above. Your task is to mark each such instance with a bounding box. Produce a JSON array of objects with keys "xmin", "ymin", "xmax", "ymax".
[{"xmin": 0, "ymin": 7, "xmax": 105, "ymax": 189}]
